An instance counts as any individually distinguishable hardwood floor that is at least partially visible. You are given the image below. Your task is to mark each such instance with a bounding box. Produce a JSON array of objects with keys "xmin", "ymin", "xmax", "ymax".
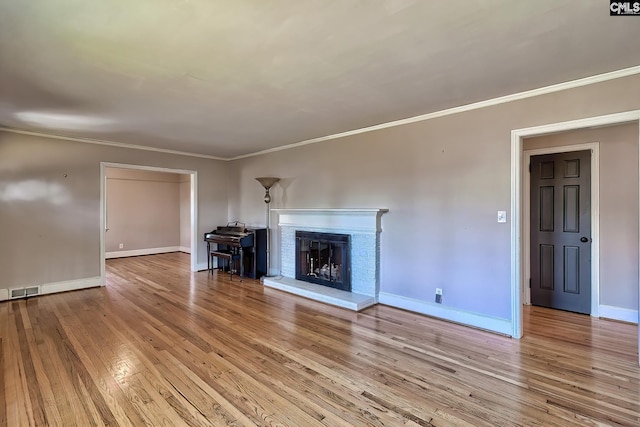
[{"xmin": 1, "ymin": 252, "xmax": 638, "ymax": 426}]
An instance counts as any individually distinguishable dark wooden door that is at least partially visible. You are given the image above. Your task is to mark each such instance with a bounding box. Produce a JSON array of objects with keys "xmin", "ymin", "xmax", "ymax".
[{"xmin": 530, "ymin": 150, "xmax": 591, "ymax": 314}]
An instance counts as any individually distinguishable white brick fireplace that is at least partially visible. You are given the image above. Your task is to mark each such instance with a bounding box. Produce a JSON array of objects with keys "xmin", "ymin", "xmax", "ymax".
[{"xmin": 263, "ymin": 208, "xmax": 388, "ymax": 311}]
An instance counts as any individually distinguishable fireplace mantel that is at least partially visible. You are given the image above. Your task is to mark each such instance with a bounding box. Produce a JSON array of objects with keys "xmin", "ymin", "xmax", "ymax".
[
  {"xmin": 271, "ymin": 208, "xmax": 388, "ymax": 233},
  {"xmin": 264, "ymin": 208, "xmax": 388, "ymax": 311}
]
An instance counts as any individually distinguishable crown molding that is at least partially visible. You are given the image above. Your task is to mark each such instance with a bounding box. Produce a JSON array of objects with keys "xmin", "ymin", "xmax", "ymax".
[
  {"xmin": 230, "ymin": 65, "xmax": 640, "ymax": 160},
  {"xmin": 0, "ymin": 127, "xmax": 226, "ymax": 160}
]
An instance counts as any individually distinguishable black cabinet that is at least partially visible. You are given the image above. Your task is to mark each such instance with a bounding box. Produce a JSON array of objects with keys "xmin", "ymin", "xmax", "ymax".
[{"xmin": 253, "ymin": 228, "xmax": 267, "ymax": 279}]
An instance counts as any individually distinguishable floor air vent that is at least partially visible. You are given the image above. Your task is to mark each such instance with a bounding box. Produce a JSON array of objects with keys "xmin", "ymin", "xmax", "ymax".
[{"xmin": 10, "ymin": 286, "xmax": 40, "ymax": 299}]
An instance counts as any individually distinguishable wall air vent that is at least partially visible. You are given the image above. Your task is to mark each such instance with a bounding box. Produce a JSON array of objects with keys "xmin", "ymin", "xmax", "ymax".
[
  {"xmin": 25, "ymin": 286, "xmax": 40, "ymax": 297},
  {"xmin": 10, "ymin": 288, "xmax": 25, "ymax": 299},
  {"xmin": 9, "ymin": 286, "xmax": 41, "ymax": 299}
]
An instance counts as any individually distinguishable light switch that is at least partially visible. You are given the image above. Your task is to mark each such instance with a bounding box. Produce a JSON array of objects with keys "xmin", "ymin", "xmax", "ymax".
[{"xmin": 497, "ymin": 211, "xmax": 507, "ymax": 223}]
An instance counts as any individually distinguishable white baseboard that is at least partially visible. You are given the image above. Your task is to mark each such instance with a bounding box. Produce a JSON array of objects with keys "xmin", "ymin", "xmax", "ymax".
[
  {"xmin": 598, "ymin": 305, "xmax": 638, "ymax": 324},
  {"xmin": 378, "ymin": 292, "xmax": 513, "ymax": 336},
  {"xmin": 179, "ymin": 246, "xmax": 191, "ymax": 253},
  {"xmin": 106, "ymin": 246, "xmax": 181, "ymax": 259},
  {"xmin": 0, "ymin": 288, "xmax": 8, "ymax": 302},
  {"xmin": 41, "ymin": 276, "xmax": 103, "ymax": 295}
]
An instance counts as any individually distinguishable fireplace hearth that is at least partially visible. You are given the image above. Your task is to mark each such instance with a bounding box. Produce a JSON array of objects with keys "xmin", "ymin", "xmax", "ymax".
[{"xmin": 296, "ymin": 231, "xmax": 350, "ymax": 292}]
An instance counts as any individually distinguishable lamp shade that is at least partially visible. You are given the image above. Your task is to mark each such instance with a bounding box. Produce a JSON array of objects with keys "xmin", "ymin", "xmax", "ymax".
[{"xmin": 255, "ymin": 177, "xmax": 280, "ymax": 190}]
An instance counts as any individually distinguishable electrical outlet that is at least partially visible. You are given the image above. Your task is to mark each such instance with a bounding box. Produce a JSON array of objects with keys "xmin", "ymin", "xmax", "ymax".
[
  {"xmin": 435, "ymin": 288, "xmax": 443, "ymax": 304},
  {"xmin": 119, "ymin": 243, "xmax": 124, "ymax": 249},
  {"xmin": 435, "ymin": 288, "xmax": 443, "ymax": 296}
]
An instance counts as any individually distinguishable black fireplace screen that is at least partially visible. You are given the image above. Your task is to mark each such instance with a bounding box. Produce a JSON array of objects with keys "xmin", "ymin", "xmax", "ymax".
[{"xmin": 295, "ymin": 231, "xmax": 351, "ymax": 292}]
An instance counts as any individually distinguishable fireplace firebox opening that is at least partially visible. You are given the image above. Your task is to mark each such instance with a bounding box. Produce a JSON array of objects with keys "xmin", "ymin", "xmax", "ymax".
[{"xmin": 295, "ymin": 231, "xmax": 351, "ymax": 292}]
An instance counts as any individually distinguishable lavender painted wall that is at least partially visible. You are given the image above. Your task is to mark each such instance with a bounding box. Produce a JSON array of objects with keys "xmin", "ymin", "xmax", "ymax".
[
  {"xmin": 105, "ymin": 168, "xmax": 182, "ymax": 253},
  {"xmin": 228, "ymin": 74, "xmax": 640, "ymax": 322},
  {"xmin": 0, "ymin": 132, "xmax": 228, "ymax": 289},
  {"xmin": 1, "ymin": 73, "xmax": 639, "ymax": 335}
]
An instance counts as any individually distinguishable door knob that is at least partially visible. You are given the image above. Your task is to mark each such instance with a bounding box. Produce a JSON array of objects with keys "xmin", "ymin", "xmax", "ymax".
[{"xmin": 580, "ymin": 237, "xmax": 590, "ymax": 243}]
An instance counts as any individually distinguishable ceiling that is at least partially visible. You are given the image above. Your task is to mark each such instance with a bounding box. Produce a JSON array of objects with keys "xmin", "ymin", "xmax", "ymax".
[{"xmin": 1, "ymin": 1, "xmax": 640, "ymax": 159}]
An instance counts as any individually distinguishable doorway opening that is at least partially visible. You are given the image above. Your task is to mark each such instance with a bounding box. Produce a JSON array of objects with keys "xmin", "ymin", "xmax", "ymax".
[
  {"xmin": 99, "ymin": 163, "xmax": 198, "ymax": 283},
  {"xmin": 523, "ymin": 145, "xmax": 598, "ymax": 316},
  {"xmin": 510, "ymin": 111, "xmax": 640, "ymax": 355}
]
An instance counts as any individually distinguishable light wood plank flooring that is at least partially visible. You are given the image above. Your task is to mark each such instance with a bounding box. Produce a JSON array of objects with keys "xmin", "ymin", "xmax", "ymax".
[{"xmin": 1, "ymin": 252, "xmax": 638, "ymax": 426}]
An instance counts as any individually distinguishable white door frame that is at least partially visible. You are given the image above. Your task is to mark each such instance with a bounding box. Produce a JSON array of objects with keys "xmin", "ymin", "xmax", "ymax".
[
  {"xmin": 523, "ymin": 143, "xmax": 600, "ymax": 317},
  {"xmin": 510, "ymin": 110, "xmax": 640, "ymax": 343},
  {"xmin": 99, "ymin": 162, "xmax": 199, "ymax": 284}
]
